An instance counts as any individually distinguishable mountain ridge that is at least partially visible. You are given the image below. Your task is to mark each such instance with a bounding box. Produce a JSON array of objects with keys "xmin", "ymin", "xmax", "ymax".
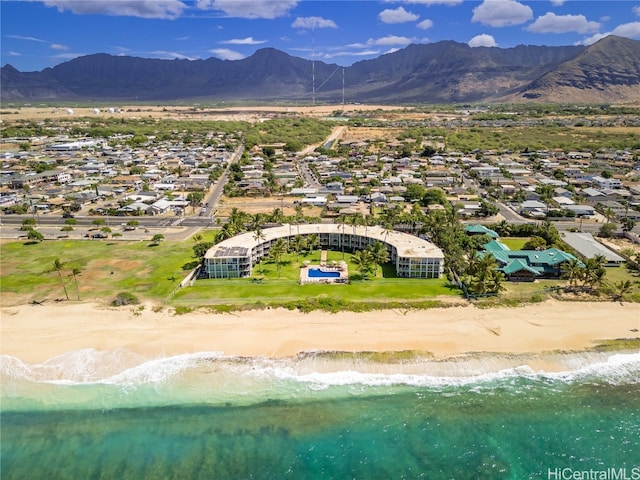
[{"xmin": 2, "ymin": 36, "xmax": 639, "ymax": 103}]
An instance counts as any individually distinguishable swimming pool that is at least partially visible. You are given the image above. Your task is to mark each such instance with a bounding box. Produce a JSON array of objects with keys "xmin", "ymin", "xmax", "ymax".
[{"xmin": 308, "ymin": 268, "xmax": 340, "ymax": 278}]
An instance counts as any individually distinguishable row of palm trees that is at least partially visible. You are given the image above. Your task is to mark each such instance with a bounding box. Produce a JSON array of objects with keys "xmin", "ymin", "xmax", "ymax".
[
  {"xmin": 52, "ymin": 258, "xmax": 81, "ymax": 301},
  {"xmin": 208, "ymin": 204, "xmax": 635, "ymax": 300},
  {"xmin": 561, "ymin": 254, "xmax": 638, "ymax": 301},
  {"xmin": 462, "ymin": 254, "xmax": 505, "ymax": 296},
  {"xmin": 561, "ymin": 255, "xmax": 607, "ymax": 293}
]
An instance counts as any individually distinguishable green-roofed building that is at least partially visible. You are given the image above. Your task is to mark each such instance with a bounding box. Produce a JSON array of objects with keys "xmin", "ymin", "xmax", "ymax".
[
  {"xmin": 465, "ymin": 224, "xmax": 499, "ymax": 238},
  {"xmin": 483, "ymin": 240, "xmax": 510, "ymax": 252},
  {"xmin": 480, "ymin": 244, "xmax": 582, "ymax": 282}
]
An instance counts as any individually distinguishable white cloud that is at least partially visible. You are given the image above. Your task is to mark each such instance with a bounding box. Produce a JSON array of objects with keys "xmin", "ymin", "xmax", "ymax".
[
  {"xmin": 149, "ymin": 50, "xmax": 197, "ymax": 60},
  {"xmin": 42, "ymin": 0, "xmax": 186, "ymax": 19},
  {"xmin": 321, "ymin": 49, "xmax": 381, "ymax": 59},
  {"xmin": 472, "ymin": 0, "xmax": 533, "ymax": 27},
  {"xmin": 198, "ymin": 0, "xmax": 297, "ymax": 19},
  {"xmin": 50, "ymin": 43, "xmax": 69, "ymax": 50},
  {"xmin": 578, "ymin": 22, "xmax": 640, "ymax": 45},
  {"xmin": 49, "ymin": 52, "xmax": 84, "ymax": 61},
  {"xmin": 221, "ymin": 37, "xmax": 267, "ymax": 45},
  {"xmin": 379, "ymin": 7, "xmax": 418, "ymax": 24},
  {"xmin": 417, "ymin": 19, "xmax": 434, "ymax": 30},
  {"xmin": 367, "ymin": 35, "xmax": 413, "ymax": 46},
  {"xmin": 383, "ymin": 48, "xmax": 401, "ymax": 55},
  {"xmin": 176, "ymin": 36, "xmax": 190, "ymax": 41},
  {"xmin": 8, "ymin": 51, "xmax": 21, "ymax": 56},
  {"xmin": 611, "ymin": 21, "xmax": 640, "ymax": 38},
  {"xmin": 291, "ymin": 16, "xmax": 337, "ymax": 29},
  {"xmin": 550, "ymin": 0, "xmax": 565, "ymax": 5},
  {"xmin": 382, "ymin": 0, "xmax": 463, "ymax": 5},
  {"xmin": 209, "ymin": 48, "xmax": 245, "ymax": 60},
  {"xmin": 633, "ymin": 5, "xmax": 640, "ymax": 16},
  {"xmin": 526, "ymin": 12, "xmax": 600, "ymax": 34},
  {"xmin": 6, "ymin": 34, "xmax": 47, "ymax": 43},
  {"xmin": 468, "ymin": 34, "xmax": 497, "ymax": 47}
]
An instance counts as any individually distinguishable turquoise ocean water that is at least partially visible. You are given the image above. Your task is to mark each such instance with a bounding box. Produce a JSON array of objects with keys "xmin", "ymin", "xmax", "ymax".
[{"xmin": 1, "ymin": 350, "xmax": 639, "ymax": 479}]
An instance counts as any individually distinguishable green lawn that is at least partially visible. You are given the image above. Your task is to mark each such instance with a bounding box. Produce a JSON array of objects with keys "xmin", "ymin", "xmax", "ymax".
[
  {"xmin": 173, "ymin": 249, "xmax": 458, "ymax": 308},
  {"xmin": 0, "ymin": 239, "xmax": 460, "ymax": 308},
  {"xmin": 0, "ymin": 238, "xmax": 195, "ymax": 305},
  {"xmin": 498, "ymin": 237, "xmax": 529, "ymax": 250}
]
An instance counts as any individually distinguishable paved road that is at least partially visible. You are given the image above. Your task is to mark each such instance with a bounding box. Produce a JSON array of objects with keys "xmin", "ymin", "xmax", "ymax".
[
  {"xmin": 201, "ymin": 144, "xmax": 244, "ymax": 217},
  {"xmin": 298, "ymin": 125, "xmax": 346, "ymax": 156}
]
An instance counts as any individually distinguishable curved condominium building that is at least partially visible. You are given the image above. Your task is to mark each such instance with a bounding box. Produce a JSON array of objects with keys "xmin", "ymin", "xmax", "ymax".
[{"xmin": 203, "ymin": 224, "xmax": 445, "ymax": 279}]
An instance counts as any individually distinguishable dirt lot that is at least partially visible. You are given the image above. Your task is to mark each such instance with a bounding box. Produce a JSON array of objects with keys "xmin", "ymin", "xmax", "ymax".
[
  {"xmin": 599, "ymin": 237, "xmax": 640, "ymax": 255},
  {"xmin": 217, "ymin": 196, "xmax": 323, "ymax": 218},
  {"xmin": 1, "ymin": 104, "xmax": 424, "ymax": 123}
]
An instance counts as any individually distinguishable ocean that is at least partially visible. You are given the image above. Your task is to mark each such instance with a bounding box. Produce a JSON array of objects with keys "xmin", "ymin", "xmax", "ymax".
[{"xmin": 1, "ymin": 350, "xmax": 639, "ymax": 479}]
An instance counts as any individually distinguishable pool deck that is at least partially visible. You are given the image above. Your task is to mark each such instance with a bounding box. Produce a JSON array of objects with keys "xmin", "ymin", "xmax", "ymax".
[{"xmin": 300, "ymin": 262, "xmax": 349, "ymax": 284}]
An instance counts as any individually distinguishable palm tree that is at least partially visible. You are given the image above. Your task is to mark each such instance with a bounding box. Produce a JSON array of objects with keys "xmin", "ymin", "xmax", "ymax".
[
  {"xmin": 215, "ymin": 223, "xmax": 236, "ymax": 243},
  {"xmin": 603, "ymin": 206, "xmax": 615, "ymax": 225},
  {"xmin": 381, "ymin": 221, "xmax": 395, "ymax": 243},
  {"xmin": 346, "ymin": 214, "xmax": 361, "ymax": 250},
  {"xmin": 294, "ymin": 204, "xmax": 304, "ymax": 235},
  {"xmin": 409, "ymin": 202, "xmax": 424, "ymax": 235},
  {"xmin": 582, "ymin": 255, "xmax": 607, "ymax": 292},
  {"xmin": 495, "ymin": 220, "xmax": 512, "ymax": 237},
  {"xmin": 367, "ymin": 242, "xmax": 389, "ymax": 276},
  {"xmin": 253, "ymin": 227, "xmax": 266, "ymax": 244},
  {"xmin": 610, "ymin": 280, "xmax": 633, "ymax": 302},
  {"xmin": 228, "ymin": 207, "xmax": 249, "ymax": 232},
  {"xmin": 53, "ymin": 258, "xmax": 69, "ymax": 300},
  {"xmin": 250, "ymin": 213, "xmax": 265, "ymax": 232},
  {"xmin": 561, "ymin": 258, "xmax": 583, "ymax": 291},
  {"xmin": 269, "ymin": 238, "xmax": 287, "ymax": 279},
  {"xmin": 270, "ymin": 207, "xmax": 285, "ymax": 224},
  {"xmin": 487, "ymin": 269, "xmax": 505, "ymax": 294},
  {"xmin": 336, "ymin": 214, "xmax": 348, "ymax": 259},
  {"xmin": 307, "ymin": 233, "xmax": 320, "ymax": 256},
  {"xmin": 352, "ymin": 249, "xmax": 374, "ymax": 279},
  {"xmin": 469, "ymin": 254, "xmax": 500, "ymax": 295},
  {"xmin": 71, "ymin": 267, "xmax": 81, "ymax": 300},
  {"xmin": 362, "ymin": 213, "xmax": 372, "ymax": 237},
  {"xmin": 291, "ymin": 235, "xmax": 306, "ymax": 263},
  {"xmin": 192, "ymin": 233, "xmax": 203, "ymax": 244}
]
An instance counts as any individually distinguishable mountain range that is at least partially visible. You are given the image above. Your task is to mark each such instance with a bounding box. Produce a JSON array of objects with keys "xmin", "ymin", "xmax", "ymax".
[{"xmin": 2, "ymin": 36, "xmax": 639, "ymax": 104}]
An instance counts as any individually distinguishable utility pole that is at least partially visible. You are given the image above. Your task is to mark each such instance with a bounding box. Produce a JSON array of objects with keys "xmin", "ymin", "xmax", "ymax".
[{"xmin": 342, "ymin": 68, "xmax": 345, "ymax": 105}]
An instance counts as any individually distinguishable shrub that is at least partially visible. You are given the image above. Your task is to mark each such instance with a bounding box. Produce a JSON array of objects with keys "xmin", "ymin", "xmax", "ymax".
[{"xmin": 112, "ymin": 292, "xmax": 140, "ymax": 306}]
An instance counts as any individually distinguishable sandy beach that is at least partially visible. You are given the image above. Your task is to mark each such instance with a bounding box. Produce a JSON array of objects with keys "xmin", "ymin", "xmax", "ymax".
[{"xmin": 1, "ymin": 300, "xmax": 638, "ymax": 364}]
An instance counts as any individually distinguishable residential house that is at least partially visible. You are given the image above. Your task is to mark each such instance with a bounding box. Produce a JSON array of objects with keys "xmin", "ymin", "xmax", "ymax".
[{"xmin": 482, "ymin": 243, "xmax": 581, "ymax": 281}]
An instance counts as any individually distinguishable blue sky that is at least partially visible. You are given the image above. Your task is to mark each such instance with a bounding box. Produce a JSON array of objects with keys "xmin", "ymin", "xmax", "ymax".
[{"xmin": 2, "ymin": 1, "xmax": 640, "ymax": 72}]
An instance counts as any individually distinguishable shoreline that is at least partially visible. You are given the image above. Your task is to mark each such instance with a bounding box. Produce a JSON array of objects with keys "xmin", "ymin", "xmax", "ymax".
[{"xmin": 1, "ymin": 299, "xmax": 638, "ymax": 367}]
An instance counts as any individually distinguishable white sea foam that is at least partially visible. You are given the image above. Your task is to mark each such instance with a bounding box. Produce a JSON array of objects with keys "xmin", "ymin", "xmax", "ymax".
[
  {"xmin": 0, "ymin": 350, "xmax": 224, "ymax": 385},
  {"xmin": 1, "ymin": 350, "xmax": 638, "ymax": 390},
  {"xmin": 245, "ymin": 352, "xmax": 640, "ymax": 390}
]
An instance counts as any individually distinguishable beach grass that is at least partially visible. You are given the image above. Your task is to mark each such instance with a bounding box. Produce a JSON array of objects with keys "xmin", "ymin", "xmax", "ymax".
[{"xmin": 592, "ymin": 338, "xmax": 640, "ymax": 351}]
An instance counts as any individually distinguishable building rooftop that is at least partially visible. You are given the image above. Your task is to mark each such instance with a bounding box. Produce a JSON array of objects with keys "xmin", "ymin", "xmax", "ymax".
[
  {"xmin": 561, "ymin": 232, "xmax": 625, "ymax": 263},
  {"xmin": 205, "ymin": 224, "xmax": 444, "ymax": 260}
]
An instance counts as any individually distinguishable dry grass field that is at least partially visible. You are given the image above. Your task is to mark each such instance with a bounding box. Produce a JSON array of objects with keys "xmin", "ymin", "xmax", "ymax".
[{"xmin": 1, "ymin": 103, "xmax": 422, "ymax": 123}]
